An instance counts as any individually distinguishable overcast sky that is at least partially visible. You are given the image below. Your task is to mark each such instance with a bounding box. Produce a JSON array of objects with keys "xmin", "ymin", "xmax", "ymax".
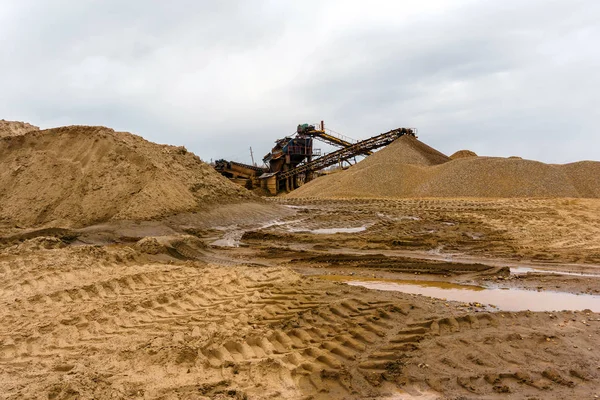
[{"xmin": 1, "ymin": 0, "xmax": 599, "ymax": 164}]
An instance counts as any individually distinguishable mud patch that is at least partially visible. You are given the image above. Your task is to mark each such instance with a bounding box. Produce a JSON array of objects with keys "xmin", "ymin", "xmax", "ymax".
[
  {"xmin": 292, "ymin": 253, "xmax": 507, "ymax": 276},
  {"xmin": 287, "ymin": 226, "xmax": 369, "ymax": 234},
  {"xmin": 511, "ymin": 266, "xmax": 600, "ymax": 278}
]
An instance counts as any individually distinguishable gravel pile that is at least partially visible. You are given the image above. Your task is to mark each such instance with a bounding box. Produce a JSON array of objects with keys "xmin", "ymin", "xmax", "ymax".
[
  {"xmin": 368, "ymin": 134, "xmax": 450, "ymax": 166},
  {"xmin": 289, "ymin": 137, "xmax": 600, "ymax": 199}
]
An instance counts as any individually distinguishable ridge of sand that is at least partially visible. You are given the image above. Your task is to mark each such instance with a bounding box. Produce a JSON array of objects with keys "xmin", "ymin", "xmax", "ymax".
[
  {"xmin": 366, "ymin": 134, "xmax": 450, "ymax": 166},
  {"xmin": 0, "ymin": 120, "xmax": 40, "ymax": 138},
  {"xmin": 450, "ymin": 149, "xmax": 477, "ymax": 159},
  {"xmin": 0, "ymin": 125, "xmax": 253, "ymax": 227},
  {"xmin": 289, "ymin": 138, "xmax": 600, "ymax": 199}
]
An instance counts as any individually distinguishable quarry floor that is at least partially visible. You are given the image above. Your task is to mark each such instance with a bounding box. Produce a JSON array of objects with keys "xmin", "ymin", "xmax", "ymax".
[{"xmin": 1, "ymin": 198, "xmax": 600, "ymax": 399}]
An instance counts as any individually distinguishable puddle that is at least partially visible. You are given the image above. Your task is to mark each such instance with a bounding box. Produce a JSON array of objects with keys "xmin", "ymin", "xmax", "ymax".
[
  {"xmin": 399, "ymin": 216, "xmax": 420, "ymax": 221},
  {"xmin": 319, "ymin": 275, "xmax": 485, "ymax": 291},
  {"xmin": 288, "ymin": 226, "xmax": 369, "ymax": 234},
  {"xmin": 511, "ymin": 266, "xmax": 600, "ymax": 278},
  {"xmin": 211, "ymin": 218, "xmax": 306, "ymax": 247},
  {"xmin": 258, "ymin": 218, "xmax": 306, "ymax": 230},
  {"xmin": 317, "ymin": 275, "xmax": 600, "ymax": 312},
  {"xmin": 425, "ymin": 245, "xmax": 454, "ymax": 261},
  {"xmin": 310, "ymin": 227, "xmax": 367, "ymax": 234},
  {"xmin": 376, "ymin": 213, "xmax": 421, "ymax": 222},
  {"xmin": 210, "ymin": 230, "xmax": 245, "ymax": 247}
]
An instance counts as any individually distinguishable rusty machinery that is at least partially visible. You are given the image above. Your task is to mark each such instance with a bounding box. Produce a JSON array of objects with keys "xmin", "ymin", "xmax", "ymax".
[
  {"xmin": 214, "ymin": 160, "xmax": 267, "ymax": 189},
  {"xmin": 215, "ymin": 121, "xmax": 416, "ymax": 194}
]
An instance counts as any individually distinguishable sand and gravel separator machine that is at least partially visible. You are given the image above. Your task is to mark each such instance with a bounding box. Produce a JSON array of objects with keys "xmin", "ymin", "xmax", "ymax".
[{"xmin": 215, "ymin": 121, "xmax": 416, "ymax": 194}]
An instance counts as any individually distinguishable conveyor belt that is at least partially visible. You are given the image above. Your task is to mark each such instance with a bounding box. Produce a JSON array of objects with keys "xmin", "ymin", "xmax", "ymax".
[
  {"xmin": 279, "ymin": 128, "xmax": 415, "ymax": 179},
  {"xmin": 308, "ymin": 130, "xmax": 372, "ymax": 156}
]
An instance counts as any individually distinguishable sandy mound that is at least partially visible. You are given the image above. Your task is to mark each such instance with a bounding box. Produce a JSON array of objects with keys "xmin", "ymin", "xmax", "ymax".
[
  {"xmin": 0, "ymin": 120, "xmax": 39, "ymax": 138},
  {"xmin": 0, "ymin": 125, "xmax": 253, "ymax": 227},
  {"xmin": 289, "ymin": 138, "xmax": 600, "ymax": 199},
  {"xmin": 414, "ymin": 157, "xmax": 599, "ymax": 198},
  {"xmin": 450, "ymin": 149, "xmax": 477, "ymax": 159},
  {"xmin": 367, "ymin": 134, "xmax": 450, "ymax": 166}
]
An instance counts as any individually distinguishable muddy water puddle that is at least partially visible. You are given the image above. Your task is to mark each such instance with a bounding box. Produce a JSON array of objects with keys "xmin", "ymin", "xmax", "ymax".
[
  {"xmin": 511, "ymin": 266, "xmax": 600, "ymax": 278},
  {"xmin": 287, "ymin": 225, "xmax": 370, "ymax": 234},
  {"xmin": 318, "ymin": 275, "xmax": 600, "ymax": 312},
  {"xmin": 210, "ymin": 230, "xmax": 245, "ymax": 247},
  {"xmin": 210, "ymin": 218, "xmax": 306, "ymax": 247}
]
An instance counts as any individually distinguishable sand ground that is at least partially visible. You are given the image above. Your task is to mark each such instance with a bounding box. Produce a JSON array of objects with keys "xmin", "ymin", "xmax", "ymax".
[{"xmin": 1, "ymin": 198, "xmax": 599, "ymax": 399}]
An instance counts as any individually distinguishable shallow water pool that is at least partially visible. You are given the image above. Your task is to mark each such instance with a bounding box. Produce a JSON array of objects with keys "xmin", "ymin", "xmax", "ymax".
[{"xmin": 318, "ymin": 275, "xmax": 600, "ymax": 312}]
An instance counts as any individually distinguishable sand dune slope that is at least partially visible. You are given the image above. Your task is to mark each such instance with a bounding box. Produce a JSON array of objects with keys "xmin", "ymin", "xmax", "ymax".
[{"xmin": 0, "ymin": 125, "xmax": 252, "ymax": 227}]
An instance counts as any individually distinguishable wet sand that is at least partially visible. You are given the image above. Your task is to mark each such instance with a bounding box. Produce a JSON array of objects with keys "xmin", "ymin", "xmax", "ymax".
[{"xmin": 1, "ymin": 197, "xmax": 600, "ymax": 399}]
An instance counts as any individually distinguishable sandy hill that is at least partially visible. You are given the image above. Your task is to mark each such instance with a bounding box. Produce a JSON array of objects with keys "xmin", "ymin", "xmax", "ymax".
[
  {"xmin": 289, "ymin": 136, "xmax": 600, "ymax": 199},
  {"xmin": 0, "ymin": 120, "xmax": 40, "ymax": 138},
  {"xmin": 0, "ymin": 125, "xmax": 253, "ymax": 227}
]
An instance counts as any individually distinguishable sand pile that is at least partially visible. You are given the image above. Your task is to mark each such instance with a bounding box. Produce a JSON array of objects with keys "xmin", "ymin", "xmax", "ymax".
[
  {"xmin": 368, "ymin": 134, "xmax": 450, "ymax": 166},
  {"xmin": 0, "ymin": 120, "xmax": 39, "ymax": 137},
  {"xmin": 450, "ymin": 149, "xmax": 477, "ymax": 159},
  {"xmin": 0, "ymin": 125, "xmax": 253, "ymax": 227},
  {"xmin": 289, "ymin": 136, "xmax": 600, "ymax": 199}
]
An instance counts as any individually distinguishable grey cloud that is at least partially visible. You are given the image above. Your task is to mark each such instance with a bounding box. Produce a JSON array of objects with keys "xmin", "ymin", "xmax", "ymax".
[
  {"xmin": 294, "ymin": 0, "xmax": 600, "ymax": 162},
  {"xmin": 1, "ymin": 0, "xmax": 598, "ymax": 165}
]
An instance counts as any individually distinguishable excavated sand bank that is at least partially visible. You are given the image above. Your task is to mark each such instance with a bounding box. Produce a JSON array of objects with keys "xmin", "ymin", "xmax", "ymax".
[
  {"xmin": 0, "ymin": 125, "xmax": 253, "ymax": 227},
  {"xmin": 0, "ymin": 119, "xmax": 39, "ymax": 137}
]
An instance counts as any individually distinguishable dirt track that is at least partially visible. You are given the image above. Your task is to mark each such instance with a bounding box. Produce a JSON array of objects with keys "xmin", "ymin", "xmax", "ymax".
[{"xmin": 1, "ymin": 198, "xmax": 600, "ymax": 399}]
